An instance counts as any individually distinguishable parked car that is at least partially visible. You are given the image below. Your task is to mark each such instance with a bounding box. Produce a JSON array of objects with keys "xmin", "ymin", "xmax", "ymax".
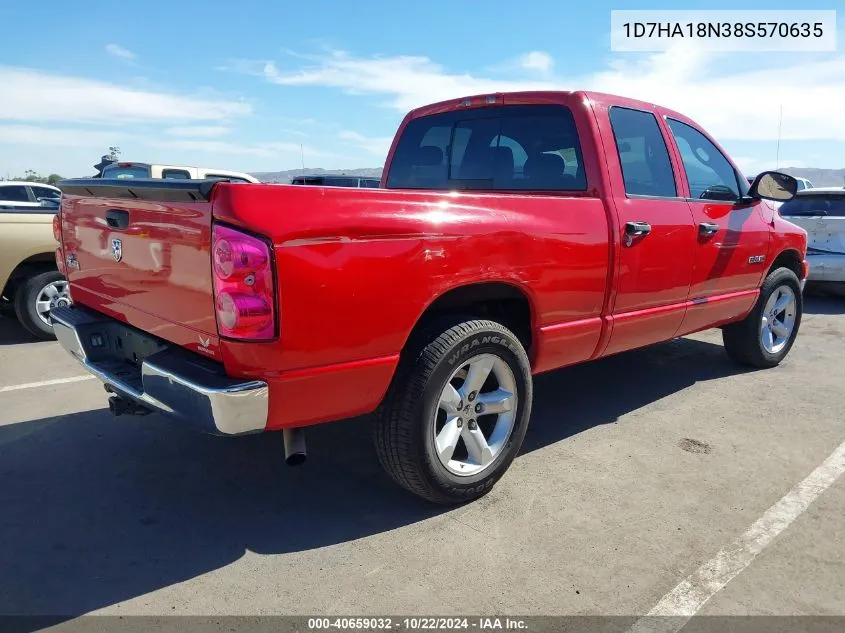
[
  {"xmin": 290, "ymin": 174, "xmax": 381, "ymax": 188},
  {"xmin": 52, "ymin": 90, "xmax": 807, "ymax": 504},
  {"xmin": 1, "ymin": 188, "xmax": 68, "ymax": 338},
  {"xmin": 0, "ymin": 181, "xmax": 61, "ymax": 210},
  {"xmin": 746, "ymin": 175, "xmax": 813, "ymax": 191},
  {"xmin": 99, "ymin": 162, "xmax": 260, "ymax": 183},
  {"xmin": 776, "ymin": 187, "xmax": 845, "ymax": 293}
]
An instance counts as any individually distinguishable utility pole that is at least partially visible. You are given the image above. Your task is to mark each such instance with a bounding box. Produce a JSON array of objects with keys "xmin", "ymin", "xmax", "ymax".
[
  {"xmin": 775, "ymin": 104, "xmax": 783, "ymax": 170},
  {"xmin": 300, "ymin": 144, "xmax": 305, "ymax": 170}
]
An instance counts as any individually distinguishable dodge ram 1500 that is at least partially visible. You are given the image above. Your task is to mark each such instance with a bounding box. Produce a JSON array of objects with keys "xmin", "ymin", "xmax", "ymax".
[{"xmin": 52, "ymin": 91, "xmax": 808, "ymax": 504}]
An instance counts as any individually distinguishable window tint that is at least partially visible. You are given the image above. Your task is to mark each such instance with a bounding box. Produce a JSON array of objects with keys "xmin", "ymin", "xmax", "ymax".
[
  {"xmin": 608, "ymin": 107, "xmax": 677, "ymax": 198},
  {"xmin": 101, "ymin": 164, "xmax": 151, "ymax": 179},
  {"xmin": 667, "ymin": 119, "xmax": 740, "ymax": 202},
  {"xmin": 386, "ymin": 105, "xmax": 586, "ymax": 191},
  {"xmin": 361, "ymin": 179, "xmax": 381, "ymax": 188},
  {"xmin": 0, "ymin": 185, "xmax": 31, "ymax": 202},
  {"xmin": 162, "ymin": 169, "xmax": 191, "ymax": 179},
  {"xmin": 31, "ymin": 186, "xmax": 61, "ymax": 200},
  {"xmin": 778, "ymin": 195, "xmax": 845, "ymax": 217}
]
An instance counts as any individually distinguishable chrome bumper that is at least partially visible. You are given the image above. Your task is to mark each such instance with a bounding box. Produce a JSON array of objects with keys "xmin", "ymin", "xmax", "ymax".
[{"xmin": 50, "ymin": 305, "xmax": 268, "ymax": 435}]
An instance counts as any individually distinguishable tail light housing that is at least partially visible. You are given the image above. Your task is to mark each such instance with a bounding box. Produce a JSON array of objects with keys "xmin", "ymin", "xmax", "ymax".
[
  {"xmin": 52, "ymin": 213, "xmax": 62, "ymax": 243},
  {"xmin": 211, "ymin": 223, "xmax": 277, "ymax": 340}
]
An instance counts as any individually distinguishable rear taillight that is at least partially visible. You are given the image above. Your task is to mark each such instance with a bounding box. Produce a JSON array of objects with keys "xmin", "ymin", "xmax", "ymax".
[
  {"xmin": 55, "ymin": 248, "xmax": 66, "ymax": 275},
  {"xmin": 211, "ymin": 223, "xmax": 276, "ymax": 340},
  {"xmin": 52, "ymin": 213, "xmax": 62, "ymax": 243}
]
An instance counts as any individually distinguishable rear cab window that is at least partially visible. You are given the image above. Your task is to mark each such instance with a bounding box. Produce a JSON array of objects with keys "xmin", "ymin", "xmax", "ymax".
[
  {"xmin": 385, "ymin": 105, "xmax": 587, "ymax": 192},
  {"xmin": 162, "ymin": 169, "xmax": 191, "ymax": 179},
  {"xmin": 779, "ymin": 194, "xmax": 845, "ymax": 217},
  {"xmin": 101, "ymin": 164, "xmax": 151, "ymax": 179}
]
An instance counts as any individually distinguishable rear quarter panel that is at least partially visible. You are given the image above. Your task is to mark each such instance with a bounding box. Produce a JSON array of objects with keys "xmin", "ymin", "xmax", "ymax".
[{"xmin": 211, "ymin": 184, "xmax": 611, "ymax": 426}]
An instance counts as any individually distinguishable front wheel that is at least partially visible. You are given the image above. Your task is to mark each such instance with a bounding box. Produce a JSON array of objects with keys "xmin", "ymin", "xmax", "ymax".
[
  {"xmin": 374, "ymin": 319, "xmax": 533, "ymax": 504},
  {"xmin": 722, "ymin": 267, "xmax": 803, "ymax": 368}
]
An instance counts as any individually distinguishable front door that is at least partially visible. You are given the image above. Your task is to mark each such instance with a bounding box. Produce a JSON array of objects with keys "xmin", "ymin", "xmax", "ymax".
[
  {"xmin": 664, "ymin": 118, "xmax": 771, "ymax": 336},
  {"xmin": 596, "ymin": 104, "xmax": 697, "ymax": 356}
]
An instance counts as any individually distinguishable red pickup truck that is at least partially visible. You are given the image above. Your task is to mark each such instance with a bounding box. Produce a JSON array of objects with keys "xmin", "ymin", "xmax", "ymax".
[{"xmin": 52, "ymin": 91, "xmax": 808, "ymax": 504}]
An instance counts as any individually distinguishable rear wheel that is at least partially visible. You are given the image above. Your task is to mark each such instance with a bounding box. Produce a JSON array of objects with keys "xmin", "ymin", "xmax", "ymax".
[
  {"xmin": 374, "ymin": 319, "xmax": 532, "ymax": 504},
  {"xmin": 722, "ymin": 267, "xmax": 802, "ymax": 368},
  {"xmin": 14, "ymin": 270, "xmax": 70, "ymax": 339}
]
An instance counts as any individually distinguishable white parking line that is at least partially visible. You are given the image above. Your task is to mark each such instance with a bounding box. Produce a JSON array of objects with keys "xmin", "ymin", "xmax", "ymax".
[
  {"xmin": 0, "ymin": 375, "xmax": 95, "ymax": 393},
  {"xmin": 628, "ymin": 438, "xmax": 845, "ymax": 633}
]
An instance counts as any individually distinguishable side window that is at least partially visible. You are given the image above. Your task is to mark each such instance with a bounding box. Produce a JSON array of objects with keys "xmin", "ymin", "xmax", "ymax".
[
  {"xmin": 608, "ymin": 107, "xmax": 677, "ymax": 198},
  {"xmin": 0, "ymin": 185, "xmax": 31, "ymax": 203},
  {"xmin": 32, "ymin": 186, "xmax": 60, "ymax": 199},
  {"xmin": 162, "ymin": 169, "xmax": 191, "ymax": 179},
  {"xmin": 206, "ymin": 174, "xmax": 249, "ymax": 183},
  {"xmin": 795, "ymin": 180, "xmax": 805, "ymax": 191},
  {"xmin": 667, "ymin": 119, "xmax": 740, "ymax": 202}
]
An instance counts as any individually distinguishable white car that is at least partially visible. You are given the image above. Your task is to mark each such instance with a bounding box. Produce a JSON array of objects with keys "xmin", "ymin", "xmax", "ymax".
[
  {"xmin": 0, "ymin": 181, "xmax": 61, "ymax": 210},
  {"xmin": 746, "ymin": 175, "xmax": 814, "ymax": 191},
  {"xmin": 99, "ymin": 162, "xmax": 259, "ymax": 183},
  {"xmin": 777, "ymin": 187, "xmax": 845, "ymax": 292}
]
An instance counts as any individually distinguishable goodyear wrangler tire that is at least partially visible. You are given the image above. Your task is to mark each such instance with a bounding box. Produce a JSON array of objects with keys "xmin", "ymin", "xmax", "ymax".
[
  {"xmin": 374, "ymin": 319, "xmax": 533, "ymax": 504},
  {"xmin": 722, "ymin": 267, "xmax": 803, "ymax": 369}
]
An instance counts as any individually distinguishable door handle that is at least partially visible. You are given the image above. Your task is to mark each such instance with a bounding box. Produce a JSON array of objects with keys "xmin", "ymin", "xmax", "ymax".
[
  {"xmin": 699, "ymin": 222, "xmax": 720, "ymax": 236},
  {"xmin": 625, "ymin": 221, "xmax": 652, "ymax": 237},
  {"xmin": 105, "ymin": 209, "xmax": 129, "ymax": 230}
]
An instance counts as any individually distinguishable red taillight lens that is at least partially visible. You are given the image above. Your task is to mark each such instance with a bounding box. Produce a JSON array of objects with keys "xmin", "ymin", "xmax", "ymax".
[
  {"xmin": 52, "ymin": 214, "xmax": 62, "ymax": 243},
  {"xmin": 55, "ymin": 247, "xmax": 66, "ymax": 275},
  {"xmin": 211, "ymin": 224, "xmax": 276, "ymax": 340}
]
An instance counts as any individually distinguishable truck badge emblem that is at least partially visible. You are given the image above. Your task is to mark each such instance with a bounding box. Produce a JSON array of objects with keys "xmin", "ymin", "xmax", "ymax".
[
  {"xmin": 111, "ymin": 238, "xmax": 123, "ymax": 263},
  {"xmin": 199, "ymin": 335, "xmax": 211, "ymax": 349},
  {"xmin": 748, "ymin": 255, "xmax": 765, "ymax": 264}
]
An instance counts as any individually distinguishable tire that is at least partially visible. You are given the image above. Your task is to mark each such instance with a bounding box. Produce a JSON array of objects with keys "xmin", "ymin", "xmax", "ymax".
[
  {"xmin": 13, "ymin": 270, "xmax": 69, "ymax": 340},
  {"xmin": 722, "ymin": 267, "xmax": 803, "ymax": 369},
  {"xmin": 374, "ymin": 319, "xmax": 533, "ymax": 504}
]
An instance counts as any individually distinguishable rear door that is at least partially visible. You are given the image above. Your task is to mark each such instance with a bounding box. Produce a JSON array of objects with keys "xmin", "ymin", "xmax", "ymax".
[
  {"xmin": 595, "ymin": 104, "xmax": 697, "ymax": 356},
  {"xmin": 664, "ymin": 118, "xmax": 771, "ymax": 336}
]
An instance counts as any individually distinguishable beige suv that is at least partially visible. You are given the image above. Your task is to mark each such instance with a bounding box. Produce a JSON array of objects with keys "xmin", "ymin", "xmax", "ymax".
[{"xmin": 0, "ymin": 183, "xmax": 68, "ymax": 339}]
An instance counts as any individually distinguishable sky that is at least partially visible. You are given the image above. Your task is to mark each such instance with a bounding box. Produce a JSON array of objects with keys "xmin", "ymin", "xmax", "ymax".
[{"xmin": 1, "ymin": 0, "xmax": 844, "ymax": 179}]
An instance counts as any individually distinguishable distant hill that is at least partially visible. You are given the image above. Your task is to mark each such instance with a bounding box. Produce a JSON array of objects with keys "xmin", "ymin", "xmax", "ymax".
[
  {"xmin": 251, "ymin": 167, "xmax": 383, "ymax": 183},
  {"xmin": 779, "ymin": 167, "xmax": 845, "ymax": 188}
]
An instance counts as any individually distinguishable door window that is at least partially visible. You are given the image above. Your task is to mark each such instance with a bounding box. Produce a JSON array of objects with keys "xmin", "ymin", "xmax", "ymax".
[
  {"xmin": 667, "ymin": 119, "xmax": 740, "ymax": 202},
  {"xmin": 608, "ymin": 107, "xmax": 677, "ymax": 198},
  {"xmin": 0, "ymin": 185, "xmax": 31, "ymax": 202}
]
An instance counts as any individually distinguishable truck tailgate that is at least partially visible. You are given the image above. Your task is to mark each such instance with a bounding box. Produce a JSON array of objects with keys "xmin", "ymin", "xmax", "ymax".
[{"xmin": 59, "ymin": 179, "xmax": 221, "ymax": 358}]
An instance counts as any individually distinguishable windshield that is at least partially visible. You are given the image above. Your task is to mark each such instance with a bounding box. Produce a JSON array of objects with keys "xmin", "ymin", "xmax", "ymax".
[
  {"xmin": 101, "ymin": 164, "xmax": 151, "ymax": 179},
  {"xmin": 778, "ymin": 194, "xmax": 845, "ymax": 216}
]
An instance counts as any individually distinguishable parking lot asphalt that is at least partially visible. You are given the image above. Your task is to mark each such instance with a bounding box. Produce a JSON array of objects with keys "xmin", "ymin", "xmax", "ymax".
[{"xmin": 1, "ymin": 292, "xmax": 844, "ymax": 623}]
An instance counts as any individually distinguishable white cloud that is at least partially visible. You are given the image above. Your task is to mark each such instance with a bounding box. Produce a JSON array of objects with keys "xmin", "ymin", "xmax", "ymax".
[
  {"xmin": 0, "ymin": 66, "xmax": 252, "ymax": 124},
  {"xmin": 106, "ymin": 44, "xmax": 136, "ymax": 59},
  {"xmin": 0, "ymin": 125, "xmax": 126, "ymax": 147},
  {"xmin": 165, "ymin": 126, "xmax": 230, "ymax": 137},
  {"xmin": 520, "ymin": 51, "xmax": 554, "ymax": 74},
  {"xmin": 254, "ymin": 48, "xmax": 845, "ymax": 142},
  {"xmin": 338, "ymin": 130, "xmax": 393, "ymax": 156}
]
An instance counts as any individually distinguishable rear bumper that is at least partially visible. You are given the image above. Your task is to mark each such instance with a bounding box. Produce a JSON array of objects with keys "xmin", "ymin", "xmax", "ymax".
[{"xmin": 50, "ymin": 304, "xmax": 268, "ymax": 435}]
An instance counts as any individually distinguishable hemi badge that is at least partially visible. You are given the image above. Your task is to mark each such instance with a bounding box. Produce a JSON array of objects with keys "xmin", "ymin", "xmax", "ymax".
[{"xmin": 748, "ymin": 255, "xmax": 765, "ymax": 264}]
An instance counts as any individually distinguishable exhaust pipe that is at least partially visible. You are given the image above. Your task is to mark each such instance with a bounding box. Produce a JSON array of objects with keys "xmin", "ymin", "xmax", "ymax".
[{"xmin": 283, "ymin": 428, "xmax": 307, "ymax": 466}]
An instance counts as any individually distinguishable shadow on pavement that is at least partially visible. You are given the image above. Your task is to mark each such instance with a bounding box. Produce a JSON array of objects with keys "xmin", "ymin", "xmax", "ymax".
[
  {"xmin": 803, "ymin": 292, "xmax": 845, "ymax": 315},
  {"xmin": 0, "ymin": 316, "xmax": 41, "ymax": 346},
  {"xmin": 0, "ymin": 335, "xmax": 748, "ymax": 621}
]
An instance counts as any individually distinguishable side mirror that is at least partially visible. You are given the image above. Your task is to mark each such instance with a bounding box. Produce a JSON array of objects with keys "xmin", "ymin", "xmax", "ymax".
[{"xmin": 749, "ymin": 171, "xmax": 798, "ymax": 202}]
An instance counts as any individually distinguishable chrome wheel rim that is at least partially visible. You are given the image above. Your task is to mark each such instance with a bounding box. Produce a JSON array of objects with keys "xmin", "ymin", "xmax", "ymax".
[
  {"xmin": 35, "ymin": 280, "xmax": 70, "ymax": 326},
  {"xmin": 761, "ymin": 285, "xmax": 797, "ymax": 354},
  {"xmin": 432, "ymin": 353, "xmax": 518, "ymax": 477}
]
